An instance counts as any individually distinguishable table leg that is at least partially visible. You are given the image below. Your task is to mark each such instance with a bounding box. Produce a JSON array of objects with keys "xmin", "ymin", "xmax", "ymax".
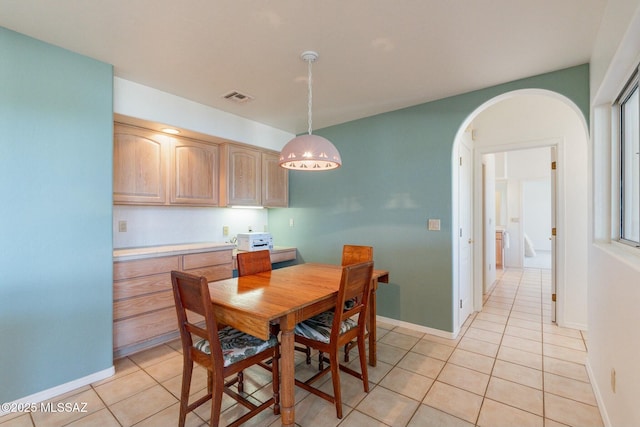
[
  {"xmin": 279, "ymin": 317, "xmax": 295, "ymax": 426},
  {"xmin": 368, "ymin": 278, "xmax": 378, "ymax": 367}
]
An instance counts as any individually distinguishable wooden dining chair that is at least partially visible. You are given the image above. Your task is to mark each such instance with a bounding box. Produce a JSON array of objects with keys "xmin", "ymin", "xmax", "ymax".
[
  {"xmin": 237, "ymin": 250, "xmax": 312, "ymax": 364},
  {"xmin": 236, "ymin": 249, "xmax": 272, "ymax": 276},
  {"xmin": 171, "ymin": 270, "xmax": 280, "ymax": 427},
  {"xmin": 293, "ymin": 261, "xmax": 374, "ymax": 419},
  {"xmin": 341, "ymin": 245, "xmax": 374, "ymax": 362},
  {"xmin": 341, "ymin": 244, "xmax": 373, "ymax": 266}
]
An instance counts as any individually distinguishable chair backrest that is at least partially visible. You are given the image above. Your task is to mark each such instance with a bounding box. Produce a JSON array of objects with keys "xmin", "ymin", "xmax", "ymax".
[
  {"xmin": 171, "ymin": 270, "xmax": 223, "ymax": 370},
  {"xmin": 237, "ymin": 250, "xmax": 272, "ymax": 276},
  {"xmin": 332, "ymin": 261, "xmax": 374, "ymax": 337},
  {"xmin": 341, "ymin": 245, "xmax": 373, "ymax": 266}
]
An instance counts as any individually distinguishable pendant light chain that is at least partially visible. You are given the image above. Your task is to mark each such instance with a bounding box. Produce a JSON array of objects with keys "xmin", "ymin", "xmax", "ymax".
[{"xmin": 307, "ymin": 57, "xmax": 313, "ymax": 135}]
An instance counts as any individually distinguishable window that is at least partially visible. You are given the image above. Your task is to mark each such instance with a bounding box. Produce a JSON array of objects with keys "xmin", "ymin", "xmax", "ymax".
[{"xmin": 618, "ymin": 67, "xmax": 640, "ymax": 246}]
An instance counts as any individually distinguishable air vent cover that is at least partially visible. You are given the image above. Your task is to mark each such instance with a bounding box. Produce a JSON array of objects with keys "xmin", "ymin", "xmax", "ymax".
[{"xmin": 222, "ymin": 90, "xmax": 254, "ymax": 103}]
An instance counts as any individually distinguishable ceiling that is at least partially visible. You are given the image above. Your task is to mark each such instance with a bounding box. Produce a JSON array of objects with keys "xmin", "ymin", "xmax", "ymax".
[{"xmin": 0, "ymin": 0, "xmax": 607, "ymax": 134}]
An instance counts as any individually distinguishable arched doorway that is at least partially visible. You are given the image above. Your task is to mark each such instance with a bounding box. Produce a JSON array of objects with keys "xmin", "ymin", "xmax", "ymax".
[{"xmin": 452, "ymin": 89, "xmax": 589, "ymax": 332}]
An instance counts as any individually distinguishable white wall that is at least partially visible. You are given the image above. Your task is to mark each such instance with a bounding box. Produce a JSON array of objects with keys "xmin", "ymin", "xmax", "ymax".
[
  {"xmin": 112, "ymin": 78, "xmax": 295, "ymax": 248},
  {"xmin": 589, "ymin": 1, "xmax": 640, "ymax": 426},
  {"xmin": 472, "ymin": 94, "xmax": 589, "ymax": 329}
]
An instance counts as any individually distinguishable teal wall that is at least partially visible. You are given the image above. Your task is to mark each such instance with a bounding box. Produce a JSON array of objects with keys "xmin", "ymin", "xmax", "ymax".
[
  {"xmin": 269, "ymin": 64, "xmax": 589, "ymax": 332},
  {"xmin": 0, "ymin": 28, "xmax": 113, "ymax": 402}
]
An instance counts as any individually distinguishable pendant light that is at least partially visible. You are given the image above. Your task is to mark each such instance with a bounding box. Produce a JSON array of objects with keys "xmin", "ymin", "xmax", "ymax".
[{"xmin": 279, "ymin": 51, "xmax": 342, "ymax": 170}]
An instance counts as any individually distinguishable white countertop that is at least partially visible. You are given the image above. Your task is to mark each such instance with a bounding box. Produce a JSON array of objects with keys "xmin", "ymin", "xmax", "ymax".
[{"xmin": 113, "ymin": 242, "xmax": 235, "ymax": 261}]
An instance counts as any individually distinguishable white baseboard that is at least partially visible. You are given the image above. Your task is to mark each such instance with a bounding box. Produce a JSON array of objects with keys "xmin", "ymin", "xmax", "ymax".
[
  {"xmin": 377, "ymin": 315, "xmax": 457, "ymax": 339},
  {"xmin": 0, "ymin": 366, "xmax": 115, "ymax": 417},
  {"xmin": 585, "ymin": 358, "xmax": 612, "ymax": 427}
]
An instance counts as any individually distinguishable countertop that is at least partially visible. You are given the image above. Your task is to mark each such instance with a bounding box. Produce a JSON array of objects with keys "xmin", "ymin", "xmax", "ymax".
[
  {"xmin": 113, "ymin": 242, "xmax": 235, "ymax": 261},
  {"xmin": 113, "ymin": 242, "xmax": 296, "ymax": 262}
]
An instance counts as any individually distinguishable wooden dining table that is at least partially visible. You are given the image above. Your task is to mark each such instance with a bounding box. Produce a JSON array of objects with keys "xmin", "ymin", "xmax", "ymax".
[{"xmin": 207, "ymin": 262, "xmax": 389, "ymax": 427}]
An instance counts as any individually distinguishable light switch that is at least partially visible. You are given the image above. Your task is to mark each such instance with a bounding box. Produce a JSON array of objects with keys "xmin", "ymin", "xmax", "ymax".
[
  {"xmin": 428, "ymin": 219, "xmax": 440, "ymax": 231},
  {"xmin": 222, "ymin": 225, "xmax": 229, "ymax": 236},
  {"xmin": 118, "ymin": 220, "xmax": 127, "ymax": 232}
]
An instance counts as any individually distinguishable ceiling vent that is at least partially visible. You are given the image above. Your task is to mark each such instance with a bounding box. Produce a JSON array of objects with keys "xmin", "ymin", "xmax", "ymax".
[{"xmin": 222, "ymin": 90, "xmax": 254, "ymax": 103}]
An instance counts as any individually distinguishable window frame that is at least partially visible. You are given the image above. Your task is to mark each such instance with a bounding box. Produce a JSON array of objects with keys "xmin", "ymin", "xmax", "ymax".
[{"xmin": 616, "ymin": 65, "xmax": 640, "ymax": 248}]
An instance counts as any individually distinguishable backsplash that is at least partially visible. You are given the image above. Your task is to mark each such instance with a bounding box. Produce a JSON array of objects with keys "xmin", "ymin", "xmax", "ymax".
[{"xmin": 113, "ymin": 205, "xmax": 268, "ymax": 248}]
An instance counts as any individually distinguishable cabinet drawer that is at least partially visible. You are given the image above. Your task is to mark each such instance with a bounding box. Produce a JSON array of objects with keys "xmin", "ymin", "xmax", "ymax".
[
  {"xmin": 183, "ymin": 264, "xmax": 232, "ymax": 282},
  {"xmin": 114, "ymin": 290, "xmax": 175, "ymax": 321},
  {"xmin": 113, "ymin": 307, "xmax": 178, "ymax": 349},
  {"xmin": 183, "ymin": 250, "xmax": 231, "ymax": 270},
  {"xmin": 114, "ymin": 273, "xmax": 171, "ymax": 300},
  {"xmin": 270, "ymin": 249, "xmax": 296, "ymax": 264},
  {"xmin": 114, "ymin": 256, "xmax": 180, "ymax": 280}
]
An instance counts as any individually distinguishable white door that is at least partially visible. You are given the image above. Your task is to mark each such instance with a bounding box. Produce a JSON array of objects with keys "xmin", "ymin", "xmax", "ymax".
[
  {"xmin": 550, "ymin": 147, "xmax": 557, "ymax": 323},
  {"xmin": 459, "ymin": 141, "xmax": 473, "ymax": 326}
]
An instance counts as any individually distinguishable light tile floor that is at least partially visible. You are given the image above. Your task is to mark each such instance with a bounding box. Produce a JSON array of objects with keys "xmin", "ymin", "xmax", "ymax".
[{"xmin": 1, "ymin": 267, "xmax": 603, "ymax": 427}]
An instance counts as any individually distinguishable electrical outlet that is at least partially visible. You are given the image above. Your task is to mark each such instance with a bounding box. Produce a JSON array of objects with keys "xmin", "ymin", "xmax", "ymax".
[
  {"xmin": 428, "ymin": 219, "xmax": 440, "ymax": 231},
  {"xmin": 118, "ymin": 221, "xmax": 127, "ymax": 232},
  {"xmin": 289, "ymin": 218, "xmax": 294, "ymax": 227},
  {"xmin": 222, "ymin": 225, "xmax": 229, "ymax": 237}
]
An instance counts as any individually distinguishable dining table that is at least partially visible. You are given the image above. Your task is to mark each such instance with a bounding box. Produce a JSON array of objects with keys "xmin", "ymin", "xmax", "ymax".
[{"xmin": 206, "ymin": 262, "xmax": 389, "ymax": 427}]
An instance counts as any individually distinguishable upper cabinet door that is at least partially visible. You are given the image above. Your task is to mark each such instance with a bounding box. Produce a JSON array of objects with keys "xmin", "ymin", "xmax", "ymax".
[
  {"xmin": 226, "ymin": 145, "xmax": 261, "ymax": 206},
  {"xmin": 170, "ymin": 139, "xmax": 219, "ymax": 206},
  {"xmin": 113, "ymin": 124, "xmax": 167, "ymax": 205},
  {"xmin": 262, "ymin": 151, "xmax": 288, "ymax": 207}
]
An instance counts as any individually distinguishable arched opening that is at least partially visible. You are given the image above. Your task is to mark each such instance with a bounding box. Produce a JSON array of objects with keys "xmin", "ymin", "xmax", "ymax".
[{"xmin": 452, "ymin": 89, "xmax": 589, "ymax": 333}]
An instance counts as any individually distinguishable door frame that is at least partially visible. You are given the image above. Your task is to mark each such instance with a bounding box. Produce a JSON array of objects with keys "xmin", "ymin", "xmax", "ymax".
[{"xmin": 473, "ymin": 138, "xmax": 563, "ymax": 319}]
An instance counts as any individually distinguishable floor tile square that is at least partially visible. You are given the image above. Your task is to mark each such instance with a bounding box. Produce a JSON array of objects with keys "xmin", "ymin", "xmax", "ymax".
[
  {"xmin": 543, "ymin": 357, "xmax": 589, "ymax": 383},
  {"xmin": 412, "ymin": 338, "xmax": 456, "ymax": 361},
  {"xmin": 457, "ymin": 336, "xmax": 499, "ymax": 358},
  {"xmin": 437, "ymin": 363, "xmax": 490, "ymax": 395},
  {"xmin": 423, "ymin": 381, "xmax": 483, "ymax": 424},
  {"xmin": 485, "ymin": 377, "xmax": 543, "ymax": 415},
  {"xmin": 357, "ymin": 386, "xmax": 419, "ymax": 426},
  {"xmin": 497, "ymin": 346, "xmax": 542, "ymax": 370},
  {"xmin": 448, "ymin": 348, "xmax": 495, "ymax": 374},
  {"xmin": 379, "ymin": 330, "xmax": 421, "ymax": 350},
  {"xmin": 407, "ymin": 404, "xmax": 474, "ymax": 427},
  {"xmin": 464, "ymin": 327, "xmax": 503, "ymax": 345},
  {"xmin": 397, "ymin": 351, "xmax": 445, "ymax": 378},
  {"xmin": 491, "ymin": 359, "xmax": 542, "ymax": 390},
  {"xmin": 544, "ymin": 392, "xmax": 603, "ymax": 427},
  {"xmin": 477, "ymin": 398, "xmax": 543, "ymax": 427},
  {"xmin": 109, "ymin": 384, "xmax": 177, "ymax": 426},
  {"xmin": 544, "ymin": 372, "xmax": 597, "ymax": 405},
  {"xmin": 379, "ymin": 366, "xmax": 434, "ymax": 400}
]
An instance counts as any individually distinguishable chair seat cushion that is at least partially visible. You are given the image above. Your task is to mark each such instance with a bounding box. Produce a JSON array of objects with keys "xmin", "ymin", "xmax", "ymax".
[
  {"xmin": 295, "ymin": 311, "xmax": 357, "ymax": 343},
  {"xmin": 194, "ymin": 326, "xmax": 278, "ymax": 367}
]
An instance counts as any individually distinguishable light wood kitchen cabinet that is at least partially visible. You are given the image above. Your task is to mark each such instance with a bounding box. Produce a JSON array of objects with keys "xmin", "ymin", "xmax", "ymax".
[
  {"xmin": 262, "ymin": 151, "xmax": 289, "ymax": 207},
  {"xmin": 170, "ymin": 138, "xmax": 219, "ymax": 206},
  {"xmin": 113, "ymin": 122, "xmax": 220, "ymax": 207},
  {"xmin": 220, "ymin": 144, "xmax": 288, "ymax": 207},
  {"xmin": 113, "ymin": 124, "xmax": 167, "ymax": 205},
  {"xmin": 222, "ymin": 144, "xmax": 261, "ymax": 206},
  {"xmin": 113, "ymin": 247, "xmax": 233, "ymax": 357}
]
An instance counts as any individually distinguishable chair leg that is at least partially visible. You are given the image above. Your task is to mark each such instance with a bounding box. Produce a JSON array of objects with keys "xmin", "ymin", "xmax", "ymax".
[
  {"xmin": 272, "ymin": 343, "xmax": 281, "ymax": 415},
  {"xmin": 237, "ymin": 371, "xmax": 244, "ymax": 394},
  {"xmin": 178, "ymin": 360, "xmax": 193, "ymax": 427},
  {"xmin": 357, "ymin": 337, "xmax": 369, "ymax": 393},
  {"xmin": 329, "ymin": 351, "xmax": 343, "ymax": 419},
  {"xmin": 305, "ymin": 345, "xmax": 311, "ymax": 365},
  {"xmin": 318, "ymin": 351, "xmax": 324, "ymax": 371},
  {"xmin": 210, "ymin": 376, "xmax": 224, "ymax": 427}
]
